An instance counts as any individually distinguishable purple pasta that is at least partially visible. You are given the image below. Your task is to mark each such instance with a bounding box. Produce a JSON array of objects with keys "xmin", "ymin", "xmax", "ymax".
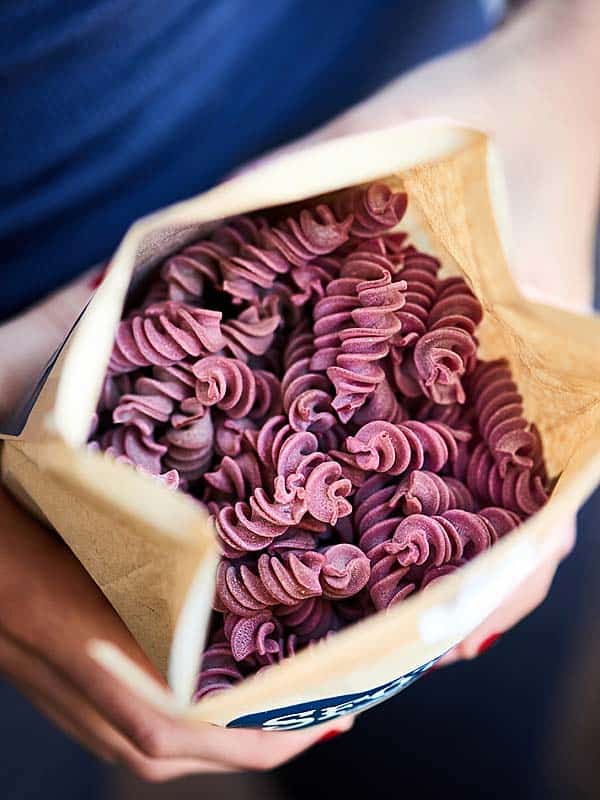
[
  {"xmin": 215, "ymin": 203, "xmax": 354, "ymax": 305},
  {"xmin": 367, "ymin": 507, "xmax": 520, "ymax": 610},
  {"xmin": 221, "ymin": 301, "xmax": 281, "ymax": 361},
  {"xmin": 99, "ymin": 373, "xmax": 133, "ymax": 412},
  {"xmin": 392, "ymin": 275, "xmax": 481, "ymax": 405},
  {"xmin": 161, "ymin": 239, "xmax": 225, "ymax": 303},
  {"xmin": 288, "ymin": 256, "xmax": 342, "ymax": 305},
  {"xmin": 468, "ymin": 358, "xmax": 541, "ymax": 476},
  {"xmin": 194, "ymin": 632, "xmax": 244, "ymax": 699},
  {"xmin": 219, "ymin": 219, "xmax": 289, "ymax": 304},
  {"xmin": 215, "ymin": 495, "xmax": 298, "ymax": 558},
  {"xmin": 334, "ymin": 183, "xmax": 408, "ymax": 238},
  {"xmin": 216, "ymin": 550, "xmax": 324, "ymax": 616},
  {"xmin": 261, "ymin": 204, "xmax": 353, "ymax": 265},
  {"xmin": 88, "ymin": 439, "xmax": 180, "ymax": 489},
  {"xmin": 319, "ymin": 544, "xmax": 371, "ymax": 599},
  {"xmin": 214, "ymin": 416, "xmax": 257, "ymax": 457},
  {"xmin": 355, "ymin": 476, "xmax": 407, "ymax": 556},
  {"xmin": 412, "ymin": 326, "xmax": 477, "ymax": 405},
  {"xmin": 428, "ymin": 276, "xmax": 483, "ymax": 334},
  {"xmin": 224, "ymin": 611, "xmax": 283, "ymax": 662},
  {"xmin": 99, "ymin": 425, "xmax": 167, "ymax": 475},
  {"xmin": 390, "ymin": 470, "xmax": 475, "ymax": 516},
  {"xmin": 90, "ymin": 180, "xmax": 551, "ymax": 697},
  {"xmin": 311, "ymin": 275, "xmax": 361, "ymax": 371},
  {"xmin": 204, "ymin": 452, "xmax": 264, "ymax": 500},
  {"xmin": 109, "ymin": 301, "xmax": 225, "ymax": 374},
  {"xmin": 282, "ymin": 321, "xmax": 337, "ymax": 433},
  {"xmin": 163, "ymin": 413, "xmax": 214, "ymax": 480},
  {"xmin": 113, "ymin": 387, "xmax": 174, "ymax": 436},
  {"xmin": 464, "ymin": 440, "xmax": 548, "ymax": 515},
  {"xmin": 394, "ymin": 252, "xmax": 441, "ymax": 346},
  {"xmin": 326, "ymin": 250, "xmax": 407, "ymax": 421},
  {"xmin": 277, "ymin": 597, "xmax": 341, "ymax": 643},
  {"xmin": 343, "ymin": 420, "xmax": 458, "ymax": 478},
  {"xmin": 272, "ymin": 430, "xmax": 353, "ymax": 525},
  {"xmin": 192, "ymin": 356, "xmax": 257, "ymax": 420}
]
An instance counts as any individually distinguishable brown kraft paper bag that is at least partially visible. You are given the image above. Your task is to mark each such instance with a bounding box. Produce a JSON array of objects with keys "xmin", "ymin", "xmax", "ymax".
[{"xmin": 2, "ymin": 120, "xmax": 600, "ymax": 730}]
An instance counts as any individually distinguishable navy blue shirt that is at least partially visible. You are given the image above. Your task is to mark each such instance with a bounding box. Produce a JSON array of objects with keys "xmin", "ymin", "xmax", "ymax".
[{"xmin": 1, "ymin": 1, "xmax": 494, "ymax": 319}]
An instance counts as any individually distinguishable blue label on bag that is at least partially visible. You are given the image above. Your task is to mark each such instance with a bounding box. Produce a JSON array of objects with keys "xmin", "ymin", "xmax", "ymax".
[
  {"xmin": 0, "ymin": 304, "xmax": 89, "ymax": 438},
  {"xmin": 226, "ymin": 656, "xmax": 438, "ymax": 730}
]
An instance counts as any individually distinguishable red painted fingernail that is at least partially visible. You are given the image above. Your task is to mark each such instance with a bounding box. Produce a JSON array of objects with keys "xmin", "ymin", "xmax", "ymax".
[
  {"xmin": 477, "ymin": 633, "xmax": 502, "ymax": 655},
  {"xmin": 88, "ymin": 263, "xmax": 109, "ymax": 289},
  {"xmin": 318, "ymin": 728, "xmax": 342, "ymax": 743}
]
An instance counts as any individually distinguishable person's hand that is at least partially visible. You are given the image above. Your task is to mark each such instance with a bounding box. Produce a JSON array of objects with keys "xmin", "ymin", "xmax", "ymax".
[
  {"xmin": 0, "ymin": 268, "xmax": 97, "ymax": 423},
  {"xmin": 0, "ymin": 486, "xmax": 352, "ymax": 781},
  {"xmin": 0, "ymin": 277, "xmax": 351, "ymax": 780},
  {"xmin": 247, "ymin": 0, "xmax": 600, "ymax": 313},
  {"xmin": 1, "ymin": 1, "xmax": 598, "ymax": 764},
  {"xmin": 240, "ymin": 0, "xmax": 600, "ymax": 660}
]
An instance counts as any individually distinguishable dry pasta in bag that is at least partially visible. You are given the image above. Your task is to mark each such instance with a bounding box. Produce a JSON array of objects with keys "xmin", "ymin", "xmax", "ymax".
[
  {"xmin": 2, "ymin": 121, "xmax": 600, "ymax": 730},
  {"xmin": 88, "ymin": 180, "xmax": 548, "ymax": 703}
]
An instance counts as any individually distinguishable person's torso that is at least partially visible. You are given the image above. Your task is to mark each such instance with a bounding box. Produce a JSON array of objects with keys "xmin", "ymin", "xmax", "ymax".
[{"xmin": 1, "ymin": 0, "xmax": 495, "ymax": 318}]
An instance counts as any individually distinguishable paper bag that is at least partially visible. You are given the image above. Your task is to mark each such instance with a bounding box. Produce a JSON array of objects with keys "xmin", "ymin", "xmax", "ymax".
[{"xmin": 2, "ymin": 120, "xmax": 600, "ymax": 730}]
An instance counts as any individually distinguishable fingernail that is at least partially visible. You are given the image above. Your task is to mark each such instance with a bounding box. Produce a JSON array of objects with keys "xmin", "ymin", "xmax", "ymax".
[
  {"xmin": 318, "ymin": 728, "xmax": 343, "ymax": 744},
  {"xmin": 477, "ymin": 633, "xmax": 502, "ymax": 655},
  {"xmin": 88, "ymin": 263, "xmax": 109, "ymax": 289}
]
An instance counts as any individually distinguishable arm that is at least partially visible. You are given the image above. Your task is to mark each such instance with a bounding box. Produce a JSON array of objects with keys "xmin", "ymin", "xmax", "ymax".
[
  {"xmin": 287, "ymin": 0, "xmax": 600, "ymax": 311},
  {"xmin": 242, "ymin": 0, "xmax": 600, "ymax": 659}
]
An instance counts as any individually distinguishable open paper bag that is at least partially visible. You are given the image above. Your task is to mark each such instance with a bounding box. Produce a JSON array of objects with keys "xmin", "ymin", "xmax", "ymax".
[{"xmin": 2, "ymin": 121, "xmax": 600, "ymax": 730}]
